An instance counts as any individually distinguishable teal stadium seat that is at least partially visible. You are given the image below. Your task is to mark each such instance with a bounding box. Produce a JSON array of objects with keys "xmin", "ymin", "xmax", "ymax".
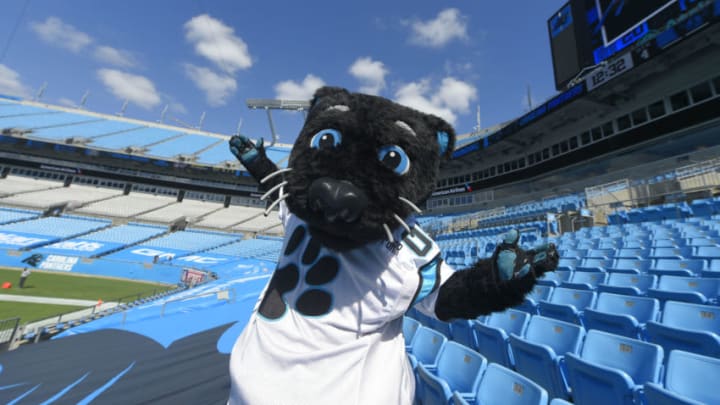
[
  {"xmin": 402, "ymin": 316, "xmax": 421, "ymax": 350},
  {"xmin": 508, "ymin": 316, "xmax": 585, "ymax": 399},
  {"xmin": 647, "ymin": 276, "xmax": 719, "ymax": 305},
  {"xmin": 564, "ymin": 330, "xmax": 664, "ymax": 405},
  {"xmin": 407, "ymin": 326, "xmax": 447, "ymax": 370}
]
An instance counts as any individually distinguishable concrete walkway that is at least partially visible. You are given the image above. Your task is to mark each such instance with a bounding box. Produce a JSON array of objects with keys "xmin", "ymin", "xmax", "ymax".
[{"xmin": 0, "ymin": 294, "xmax": 100, "ymax": 307}]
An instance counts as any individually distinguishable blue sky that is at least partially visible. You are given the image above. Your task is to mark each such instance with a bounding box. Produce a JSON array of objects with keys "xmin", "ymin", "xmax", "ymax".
[{"xmin": 0, "ymin": 0, "xmax": 566, "ymax": 144}]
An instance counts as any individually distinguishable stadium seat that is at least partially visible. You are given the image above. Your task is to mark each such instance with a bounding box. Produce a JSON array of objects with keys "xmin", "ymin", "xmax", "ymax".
[
  {"xmin": 650, "ymin": 247, "xmax": 693, "ymax": 260},
  {"xmin": 429, "ymin": 317, "xmax": 453, "ymax": 339},
  {"xmin": 538, "ymin": 288, "xmax": 597, "ymax": 325},
  {"xmin": 509, "ymin": 316, "xmax": 585, "ymax": 399},
  {"xmin": 648, "ymin": 259, "xmax": 705, "ymax": 277},
  {"xmin": 561, "ymin": 271, "xmax": 608, "ymax": 290},
  {"xmin": 598, "ymin": 273, "xmax": 657, "ymax": 296},
  {"xmin": 564, "ymin": 330, "xmax": 664, "ymax": 405},
  {"xmin": 450, "ymin": 319, "xmax": 477, "ymax": 349},
  {"xmin": 690, "ymin": 198, "xmax": 716, "ymax": 217},
  {"xmin": 417, "ymin": 341, "xmax": 487, "ymax": 404},
  {"xmin": 647, "ymin": 276, "xmax": 719, "ymax": 305},
  {"xmin": 472, "ymin": 309, "xmax": 530, "ymax": 368},
  {"xmin": 575, "ymin": 258, "xmax": 612, "ymax": 273},
  {"xmin": 556, "ymin": 258, "xmax": 578, "ymax": 272},
  {"xmin": 451, "ymin": 363, "xmax": 549, "ymax": 405},
  {"xmin": 693, "ymin": 245, "xmax": 720, "ymax": 261},
  {"xmin": 607, "ymin": 258, "xmax": 651, "ymax": 274},
  {"xmin": 403, "ymin": 317, "xmax": 421, "ymax": 349},
  {"xmin": 583, "ymin": 293, "xmax": 660, "ymax": 339},
  {"xmin": 703, "ymin": 259, "xmax": 720, "ymax": 278},
  {"xmin": 406, "ymin": 326, "xmax": 447, "ymax": 370},
  {"xmin": 644, "ymin": 350, "xmax": 720, "ymax": 405},
  {"xmin": 537, "ymin": 270, "xmax": 572, "ymax": 287},
  {"xmin": 516, "ymin": 285, "xmax": 554, "ymax": 314},
  {"xmin": 549, "ymin": 399, "xmax": 572, "ymax": 405},
  {"xmin": 645, "ymin": 300, "xmax": 720, "ymax": 358}
]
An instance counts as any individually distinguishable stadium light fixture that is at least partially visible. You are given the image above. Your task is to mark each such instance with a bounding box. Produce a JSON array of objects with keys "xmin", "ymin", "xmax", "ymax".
[{"xmin": 246, "ymin": 98, "xmax": 311, "ymax": 146}]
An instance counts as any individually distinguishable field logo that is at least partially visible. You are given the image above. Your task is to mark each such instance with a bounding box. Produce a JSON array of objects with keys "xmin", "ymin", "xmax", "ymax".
[{"xmin": 39, "ymin": 255, "xmax": 79, "ymax": 271}]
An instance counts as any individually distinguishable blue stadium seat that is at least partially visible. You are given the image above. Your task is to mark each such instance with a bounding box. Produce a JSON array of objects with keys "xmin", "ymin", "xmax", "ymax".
[
  {"xmin": 607, "ymin": 258, "xmax": 651, "ymax": 274},
  {"xmin": 690, "ymin": 198, "xmax": 716, "ymax": 217},
  {"xmin": 647, "ymin": 276, "xmax": 719, "ymax": 305},
  {"xmin": 417, "ymin": 341, "xmax": 487, "ymax": 405},
  {"xmin": 450, "ymin": 319, "xmax": 477, "ymax": 349},
  {"xmin": 649, "ymin": 259, "xmax": 705, "ymax": 277},
  {"xmin": 575, "ymin": 258, "xmax": 612, "ymax": 273},
  {"xmin": 614, "ymin": 248, "xmax": 648, "ymax": 260},
  {"xmin": 516, "ymin": 285, "xmax": 554, "ymax": 314},
  {"xmin": 549, "ymin": 399, "xmax": 572, "ymax": 405},
  {"xmin": 586, "ymin": 248, "xmax": 616, "ymax": 260},
  {"xmin": 686, "ymin": 237, "xmax": 719, "ymax": 247},
  {"xmin": 564, "ymin": 330, "xmax": 664, "ymax": 405},
  {"xmin": 598, "ymin": 273, "xmax": 657, "ymax": 296},
  {"xmin": 473, "ymin": 309, "xmax": 530, "ymax": 368},
  {"xmin": 561, "ymin": 249, "xmax": 587, "ymax": 261},
  {"xmin": 693, "ymin": 245, "xmax": 720, "ymax": 261},
  {"xmin": 703, "ymin": 259, "xmax": 720, "ymax": 278},
  {"xmin": 451, "ymin": 363, "xmax": 549, "ymax": 405},
  {"xmin": 650, "ymin": 247, "xmax": 693, "ymax": 260},
  {"xmin": 557, "ymin": 258, "xmax": 578, "ymax": 272},
  {"xmin": 645, "ymin": 301, "xmax": 720, "ymax": 358},
  {"xmin": 652, "ymin": 238, "xmax": 681, "ymax": 248},
  {"xmin": 561, "ymin": 271, "xmax": 608, "ymax": 291},
  {"xmin": 538, "ymin": 288, "xmax": 597, "ymax": 325},
  {"xmin": 407, "ymin": 326, "xmax": 447, "ymax": 370},
  {"xmin": 430, "ymin": 317, "xmax": 453, "ymax": 339},
  {"xmin": 644, "ymin": 350, "xmax": 720, "ymax": 405},
  {"xmin": 403, "ymin": 317, "xmax": 421, "ymax": 349},
  {"xmin": 537, "ymin": 270, "xmax": 572, "ymax": 287},
  {"xmin": 509, "ymin": 316, "xmax": 585, "ymax": 399},
  {"xmin": 583, "ymin": 293, "xmax": 660, "ymax": 339}
]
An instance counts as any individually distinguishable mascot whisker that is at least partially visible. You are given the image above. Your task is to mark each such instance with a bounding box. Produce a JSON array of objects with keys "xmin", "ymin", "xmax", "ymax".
[{"xmin": 227, "ymin": 87, "xmax": 558, "ymax": 404}]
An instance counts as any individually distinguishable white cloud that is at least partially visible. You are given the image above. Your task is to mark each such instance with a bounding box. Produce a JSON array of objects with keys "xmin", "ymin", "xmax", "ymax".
[
  {"xmin": 0, "ymin": 64, "xmax": 31, "ymax": 99},
  {"xmin": 93, "ymin": 46, "xmax": 137, "ymax": 68},
  {"xmin": 30, "ymin": 17, "xmax": 93, "ymax": 53},
  {"xmin": 97, "ymin": 69, "xmax": 161, "ymax": 110},
  {"xmin": 274, "ymin": 74, "xmax": 325, "ymax": 100},
  {"xmin": 184, "ymin": 14, "xmax": 252, "ymax": 74},
  {"xmin": 349, "ymin": 57, "xmax": 388, "ymax": 95},
  {"xmin": 394, "ymin": 77, "xmax": 477, "ymax": 125},
  {"xmin": 184, "ymin": 64, "xmax": 237, "ymax": 107},
  {"xmin": 409, "ymin": 8, "xmax": 468, "ymax": 48}
]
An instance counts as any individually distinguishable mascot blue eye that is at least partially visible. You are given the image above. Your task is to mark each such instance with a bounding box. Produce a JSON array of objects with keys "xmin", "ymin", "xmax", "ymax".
[
  {"xmin": 378, "ymin": 145, "xmax": 410, "ymax": 175},
  {"xmin": 310, "ymin": 129, "xmax": 342, "ymax": 150}
]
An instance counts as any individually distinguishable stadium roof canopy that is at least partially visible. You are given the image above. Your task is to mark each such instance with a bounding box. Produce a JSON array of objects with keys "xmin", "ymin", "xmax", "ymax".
[{"xmin": 0, "ymin": 98, "xmax": 293, "ymax": 169}]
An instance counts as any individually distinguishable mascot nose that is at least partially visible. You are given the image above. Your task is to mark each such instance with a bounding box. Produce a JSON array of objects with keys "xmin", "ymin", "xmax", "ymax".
[{"xmin": 308, "ymin": 177, "xmax": 368, "ymax": 223}]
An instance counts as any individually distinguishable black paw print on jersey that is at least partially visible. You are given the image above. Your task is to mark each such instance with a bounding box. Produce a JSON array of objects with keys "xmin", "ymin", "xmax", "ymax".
[{"xmin": 258, "ymin": 225, "xmax": 340, "ymax": 320}]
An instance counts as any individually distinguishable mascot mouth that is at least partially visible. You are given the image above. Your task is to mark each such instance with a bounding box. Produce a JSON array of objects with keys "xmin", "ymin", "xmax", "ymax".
[{"xmin": 308, "ymin": 177, "xmax": 368, "ymax": 224}]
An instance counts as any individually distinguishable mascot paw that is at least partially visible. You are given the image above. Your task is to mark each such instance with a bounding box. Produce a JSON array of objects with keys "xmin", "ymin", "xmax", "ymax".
[
  {"xmin": 527, "ymin": 243, "xmax": 559, "ymax": 276},
  {"xmin": 493, "ymin": 230, "xmax": 560, "ymax": 280},
  {"xmin": 229, "ymin": 135, "xmax": 264, "ymax": 164}
]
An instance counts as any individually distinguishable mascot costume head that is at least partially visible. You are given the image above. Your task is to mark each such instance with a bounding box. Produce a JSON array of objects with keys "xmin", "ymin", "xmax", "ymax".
[{"xmin": 228, "ymin": 87, "xmax": 558, "ymax": 405}]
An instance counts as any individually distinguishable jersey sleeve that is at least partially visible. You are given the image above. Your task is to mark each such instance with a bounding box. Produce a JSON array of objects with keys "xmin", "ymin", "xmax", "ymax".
[{"xmin": 398, "ymin": 225, "xmax": 456, "ymax": 320}]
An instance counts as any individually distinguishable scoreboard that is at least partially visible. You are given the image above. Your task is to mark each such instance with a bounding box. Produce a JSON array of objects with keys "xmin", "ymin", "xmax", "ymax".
[{"xmin": 549, "ymin": 0, "xmax": 719, "ymax": 90}]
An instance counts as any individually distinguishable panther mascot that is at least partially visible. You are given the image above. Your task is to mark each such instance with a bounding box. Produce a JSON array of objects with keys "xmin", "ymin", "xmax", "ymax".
[{"xmin": 227, "ymin": 87, "xmax": 558, "ymax": 404}]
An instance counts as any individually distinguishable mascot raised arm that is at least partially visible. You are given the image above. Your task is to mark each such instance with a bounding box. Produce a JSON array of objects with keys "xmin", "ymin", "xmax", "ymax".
[{"xmin": 227, "ymin": 87, "xmax": 558, "ymax": 404}]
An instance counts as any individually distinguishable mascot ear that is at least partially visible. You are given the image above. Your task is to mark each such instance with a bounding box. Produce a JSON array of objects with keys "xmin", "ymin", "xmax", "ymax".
[
  {"xmin": 424, "ymin": 115, "xmax": 456, "ymax": 160},
  {"xmin": 309, "ymin": 87, "xmax": 351, "ymax": 112}
]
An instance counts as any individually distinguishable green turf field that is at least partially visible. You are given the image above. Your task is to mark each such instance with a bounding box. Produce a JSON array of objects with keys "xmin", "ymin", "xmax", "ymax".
[
  {"xmin": 0, "ymin": 302, "xmax": 85, "ymax": 323},
  {"xmin": 0, "ymin": 268, "xmax": 173, "ymax": 302}
]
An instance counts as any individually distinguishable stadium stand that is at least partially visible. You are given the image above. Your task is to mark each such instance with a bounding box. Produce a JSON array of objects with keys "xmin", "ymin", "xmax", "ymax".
[
  {"xmin": 644, "ymin": 350, "xmax": 720, "ymax": 405},
  {"xmin": 0, "ymin": 175, "xmax": 63, "ymax": 197},
  {"xmin": 136, "ymin": 199, "xmax": 224, "ymax": 223},
  {"xmin": 75, "ymin": 193, "xmax": 178, "ymax": 218},
  {"xmin": 0, "ymin": 184, "xmax": 122, "ymax": 209}
]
